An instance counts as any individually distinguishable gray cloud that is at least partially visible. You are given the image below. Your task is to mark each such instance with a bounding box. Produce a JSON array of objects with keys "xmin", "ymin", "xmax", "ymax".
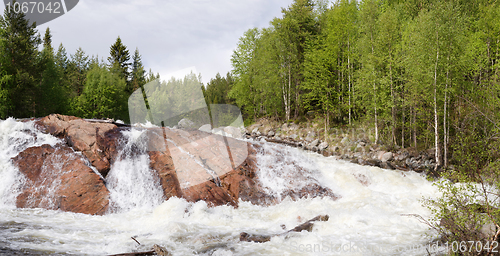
[{"xmin": 2, "ymin": 0, "xmax": 294, "ymax": 83}]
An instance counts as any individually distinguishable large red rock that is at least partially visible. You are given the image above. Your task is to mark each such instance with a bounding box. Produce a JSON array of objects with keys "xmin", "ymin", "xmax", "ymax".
[
  {"xmin": 24, "ymin": 114, "xmax": 339, "ymax": 213},
  {"xmin": 36, "ymin": 114, "xmax": 118, "ymax": 177},
  {"xmin": 13, "ymin": 144, "xmax": 109, "ymax": 215}
]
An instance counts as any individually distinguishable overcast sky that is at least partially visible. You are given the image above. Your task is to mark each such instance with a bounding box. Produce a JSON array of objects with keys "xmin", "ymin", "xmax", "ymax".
[{"xmin": 1, "ymin": 0, "xmax": 295, "ymax": 83}]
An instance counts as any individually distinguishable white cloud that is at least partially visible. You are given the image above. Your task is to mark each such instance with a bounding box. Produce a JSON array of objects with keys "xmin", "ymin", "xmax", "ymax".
[{"xmin": 2, "ymin": 0, "xmax": 295, "ymax": 83}]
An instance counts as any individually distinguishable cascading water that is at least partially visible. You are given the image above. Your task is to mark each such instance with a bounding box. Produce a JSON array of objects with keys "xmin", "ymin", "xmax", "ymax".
[
  {"xmin": 255, "ymin": 142, "xmax": 326, "ymax": 201},
  {"xmin": 0, "ymin": 118, "xmax": 61, "ymax": 208},
  {"xmin": 106, "ymin": 129, "xmax": 165, "ymax": 213},
  {"xmin": 0, "ymin": 118, "xmax": 445, "ymax": 255}
]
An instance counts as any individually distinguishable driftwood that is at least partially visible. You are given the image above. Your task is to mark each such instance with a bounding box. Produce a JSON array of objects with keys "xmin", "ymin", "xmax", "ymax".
[
  {"xmin": 106, "ymin": 251, "xmax": 155, "ymax": 256},
  {"xmin": 107, "ymin": 244, "xmax": 171, "ymax": 256},
  {"xmin": 240, "ymin": 214, "xmax": 329, "ymax": 243}
]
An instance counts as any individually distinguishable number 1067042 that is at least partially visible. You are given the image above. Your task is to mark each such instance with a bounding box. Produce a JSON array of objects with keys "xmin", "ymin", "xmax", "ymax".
[{"xmin": 5, "ymin": 1, "xmax": 62, "ymax": 14}]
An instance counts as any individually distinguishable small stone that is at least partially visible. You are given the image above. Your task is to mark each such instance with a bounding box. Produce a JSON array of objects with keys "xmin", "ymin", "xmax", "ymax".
[
  {"xmin": 268, "ymin": 130, "xmax": 275, "ymax": 137},
  {"xmin": 310, "ymin": 139, "xmax": 320, "ymax": 147},
  {"xmin": 198, "ymin": 124, "xmax": 212, "ymax": 133},
  {"xmin": 380, "ymin": 161, "xmax": 395, "ymax": 170},
  {"xmin": 224, "ymin": 126, "xmax": 243, "ymax": 139},
  {"xmin": 318, "ymin": 142, "xmax": 328, "ymax": 151},
  {"xmin": 252, "ymin": 128, "xmax": 261, "ymax": 136},
  {"xmin": 178, "ymin": 118, "xmax": 195, "ymax": 129},
  {"xmin": 365, "ymin": 159, "xmax": 381, "ymax": 167},
  {"xmin": 380, "ymin": 152, "xmax": 393, "ymax": 162}
]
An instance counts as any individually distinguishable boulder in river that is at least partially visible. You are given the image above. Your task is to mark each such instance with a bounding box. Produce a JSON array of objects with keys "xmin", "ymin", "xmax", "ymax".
[
  {"xmin": 36, "ymin": 114, "xmax": 118, "ymax": 177},
  {"xmin": 13, "ymin": 144, "xmax": 109, "ymax": 215}
]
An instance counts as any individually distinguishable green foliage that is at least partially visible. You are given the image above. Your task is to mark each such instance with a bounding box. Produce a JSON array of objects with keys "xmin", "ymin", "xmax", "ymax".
[
  {"xmin": 72, "ymin": 63, "xmax": 128, "ymax": 122},
  {"xmin": 203, "ymin": 72, "xmax": 234, "ymax": 105},
  {"xmin": 66, "ymin": 47, "xmax": 89, "ymax": 97},
  {"xmin": 229, "ymin": 28, "xmax": 262, "ymax": 120},
  {"xmin": 0, "ymin": 6, "xmax": 41, "ymax": 117},
  {"xmin": 135, "ymin": 72, "xmax": 207, "ymax": 127},
  {"xmin": 37, "ymin": 30, "xmax": 67, "ymax": 116}
]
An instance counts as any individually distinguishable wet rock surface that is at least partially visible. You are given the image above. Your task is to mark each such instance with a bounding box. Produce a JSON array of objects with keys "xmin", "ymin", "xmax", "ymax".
[
  {"xmin": 36, "ymin": 114, "xmax": 118, "ymax": 177},
  {"xmin": 13, "ymin": 144, "xmax": 109, "ymax": 215},
  {"xmin": 12, "ymin": 114, "xmax": 338, "ymax": 214}
]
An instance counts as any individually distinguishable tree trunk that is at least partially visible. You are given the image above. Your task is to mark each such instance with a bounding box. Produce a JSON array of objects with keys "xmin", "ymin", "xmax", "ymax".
[
  {"xmin": 413, "ymin": 106, "xmax": 417, "ymax": 148},
  {"xmin": 390, "ymin": 62, "xmax": 396, "ymax": 145},
  {"xmin": 433, "ymin": 31, "xmax": 441, "ymax": 171},
  {"xmin": 370, "ymin": 30, "xmax": 378, "ymax": 143},
  {"xmin": 348, "ymin": 39, "xmax": 352, "ymax": 126},
  {"xmin": 443, "ymin": 53, "xmax": 450, "ymax": 168}
]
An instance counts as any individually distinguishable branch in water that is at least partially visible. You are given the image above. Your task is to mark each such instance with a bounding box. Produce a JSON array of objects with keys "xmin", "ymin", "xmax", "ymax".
[{"xmin": 240, "ymin": 214, "xmax": 329, "ymax": 243}]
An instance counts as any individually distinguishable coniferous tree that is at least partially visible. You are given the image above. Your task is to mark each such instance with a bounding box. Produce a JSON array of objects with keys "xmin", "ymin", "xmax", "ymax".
[
  {"xmin": 67, "ymin": 47, "xmax": 89, "ymax": 97},
  {"xmin": 130, "ymin": 48, "xmax": 146, "ymax": 92},
  {"xmin": 0, "ymin": 6, "xmax": 41, "ymax": 117},
  {"xmin": 38, "ymin": 27, "xmax": 65, "ymax": 116},
  {"xmin": 0, "ymin": 26, "xmax": 12, "ymax": 118},
  {"xmin": 108, "ymin": 36, "xmax": 131, "ymax": 82},
  {"xmin": 43, "ymin": 27, "xmax": 53, "ymax": 54}
]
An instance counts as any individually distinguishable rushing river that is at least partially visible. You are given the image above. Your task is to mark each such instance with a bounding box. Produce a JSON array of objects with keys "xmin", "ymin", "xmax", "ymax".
[{"xmin": 0, "ymin": 118, "xmax": 443, "ymax": 255}]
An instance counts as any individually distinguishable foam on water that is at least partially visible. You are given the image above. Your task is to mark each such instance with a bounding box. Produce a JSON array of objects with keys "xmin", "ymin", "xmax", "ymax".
[
  {"xmin": 255, "ymin": 142, "xmax": 323, "ymax": 201},
  {"xmin": 106, "ymin": 129, "xmax": 165, "ymax": 213},
  {"xmin": 0, "ymin": 119, "xmax": 444, "ymax": 255},
  {"xmin": 0, "ymin": 119, "xmax": 61, "ymax": 208}
]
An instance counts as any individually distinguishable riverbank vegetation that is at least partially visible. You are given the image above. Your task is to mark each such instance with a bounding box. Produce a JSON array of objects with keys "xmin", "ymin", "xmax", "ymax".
[{"xmin": 2, "ymin": 0, "xmax": 500, "ymax": 252}]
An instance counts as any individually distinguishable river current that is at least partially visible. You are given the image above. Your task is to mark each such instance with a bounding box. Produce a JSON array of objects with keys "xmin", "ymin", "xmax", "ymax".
[{"xmin": 0, "ymin": 118, "xmax": 442, "ymax": 255}]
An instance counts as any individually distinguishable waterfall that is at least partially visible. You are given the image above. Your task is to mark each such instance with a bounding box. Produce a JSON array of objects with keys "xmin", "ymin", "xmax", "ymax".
[
  {"xmin": 0, "ymin": 119, "xmax": 61, "ymax": 208},
  {"xmin": 106, "ymin": 128, "xmax": 165, "ymax": 213},
  {"xmin": 255, "ymin": 142, "xmax": 326, "ymax": 201}
]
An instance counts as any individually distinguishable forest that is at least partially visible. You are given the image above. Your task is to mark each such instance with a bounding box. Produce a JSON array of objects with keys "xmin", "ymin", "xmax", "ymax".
[
  {"xmin": 226, "ymin": 0, "xmax": 500, "ymax": 249},
  {"xmin": 2, "ymin": 0, "xmax": 500, "ymax": 250}
]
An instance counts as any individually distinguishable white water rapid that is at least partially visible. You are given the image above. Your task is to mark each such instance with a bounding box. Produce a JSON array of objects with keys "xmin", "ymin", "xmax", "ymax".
[{"xmin": 0, "ymin": 119, "xmax": 444, "ymax": 255}]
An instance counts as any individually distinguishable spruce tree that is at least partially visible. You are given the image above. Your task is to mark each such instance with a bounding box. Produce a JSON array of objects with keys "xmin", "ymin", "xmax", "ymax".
[
  {"xmin": 108, "ymin": 36, "xmax": 130, "ymax": 82},
  {"xmin": 130, "ymin": 48, "xmax": 146, "ymax": 92},
  {"xmin": 43, "ymin": 28, "xmax": 53, "ymax": 54},
  {"xmin": 67, "ymin": 47, "xmax": 89, "ymax": 96},
  {"xmin": 0, "ymin": 5, "xmax": 41, "ymax": 117},
  {"xmin": 39, "ymin": 28, "xmax": 65, "ymax": 115}
]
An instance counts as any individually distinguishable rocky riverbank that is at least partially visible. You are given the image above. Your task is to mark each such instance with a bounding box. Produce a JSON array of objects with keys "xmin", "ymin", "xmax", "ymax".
[{"xmin": 244, "ymin": 118, "xmax": 440, "ymax": 178}]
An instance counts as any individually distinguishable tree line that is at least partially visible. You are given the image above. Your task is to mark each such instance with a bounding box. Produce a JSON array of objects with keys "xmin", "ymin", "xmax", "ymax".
[
  {"xmin": 226, "ymin": 0, "xmax": 500, "ymax": 173},
  {"xmin": 0, "ymin": 8, "xmax": 205, "ymax": 123}
]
